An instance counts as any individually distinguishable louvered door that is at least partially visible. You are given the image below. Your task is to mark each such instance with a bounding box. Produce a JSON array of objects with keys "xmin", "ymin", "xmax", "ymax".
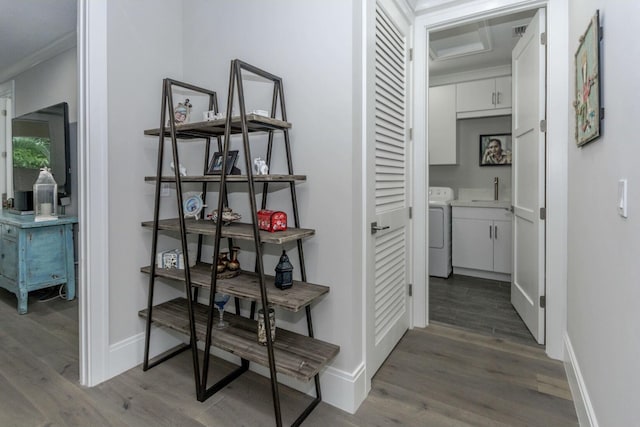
[{"xmin": 366, "ymin": 0, "xmax": 411, "ymax": 380}]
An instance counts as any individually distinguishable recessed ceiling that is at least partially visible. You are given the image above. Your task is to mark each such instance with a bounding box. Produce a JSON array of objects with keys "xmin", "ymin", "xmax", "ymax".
[
  {"xmin": 429, "ymin": 10, "xmax": 537, "ymax": 77},
  {"xmin": 0, "ymin": 0, "xmax": 76, "ymax": 75}
]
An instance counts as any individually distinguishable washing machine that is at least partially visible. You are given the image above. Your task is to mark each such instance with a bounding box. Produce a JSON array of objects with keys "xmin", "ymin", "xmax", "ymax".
[{"xmin": 429, "ymin": 187, "xmax": 454, "ymax": 278}]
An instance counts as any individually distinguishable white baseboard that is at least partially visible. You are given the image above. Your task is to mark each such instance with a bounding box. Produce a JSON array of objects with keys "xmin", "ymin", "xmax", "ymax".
[
  {"xmin": 107, "ymin": 327, "xmax": 366, "ymax": 414},
  {"xmin": 564, "ymin": 334, "xmax": 599, "ymax": 427},
  {"xmin": 107, "ymin": 327, "xmax": 182, "ymax": 379}
]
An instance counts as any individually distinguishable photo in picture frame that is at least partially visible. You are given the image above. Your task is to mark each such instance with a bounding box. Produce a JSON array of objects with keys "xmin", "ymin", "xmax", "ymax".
[
  {"xmin": 207, "ymin": 150, "xmax": 239, "ymax": 175},
  {"xmin": 479, "ymin": 134, "xmax": 512, "ymax": 166},
  {"xmin": 574, "ymin": 10, "xmax": 602, "ymax": 147}
]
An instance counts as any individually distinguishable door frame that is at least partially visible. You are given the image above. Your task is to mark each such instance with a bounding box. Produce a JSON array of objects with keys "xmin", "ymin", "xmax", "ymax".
[
  {"xmin": 412, "ymin": 0, "xmax": 569, "ymax": 359},
  {"xmin": 78, "ymin": 0, "xmax": 110, "ymax": 386}
]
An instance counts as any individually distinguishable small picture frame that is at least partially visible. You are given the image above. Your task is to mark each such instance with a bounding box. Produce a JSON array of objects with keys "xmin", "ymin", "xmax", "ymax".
[
  {"xmin": 207, "ymin": 150, "xmax": 239, "ymax": 175},
  {"xmin": 479, "ymin": 134, "xmax": 512, "ymax": 166}
]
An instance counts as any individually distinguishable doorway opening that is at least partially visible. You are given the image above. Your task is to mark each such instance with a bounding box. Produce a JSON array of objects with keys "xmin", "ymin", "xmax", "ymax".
[{"xmin": 425, "ymin": 7, "xmax": 545, "ymax": 347}]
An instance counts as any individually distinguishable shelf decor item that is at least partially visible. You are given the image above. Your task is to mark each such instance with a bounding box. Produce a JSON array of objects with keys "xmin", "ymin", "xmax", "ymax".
[
  {"xmin": 227, "ymin": 246, "xmax": 241, "ymax": 271},
  {"xmin": 207, "ymin": 207, "xmax": 241, "ymax": 224},
  {"xmin": 274, "ymin": 250, "xmax": 293, "ymax": 290},
  {"xmin": 207, "ymin": 150, "xmax": 240, "ymax": 175},
  {"xmin": 182, "ymin": 192, "xmax": 205, "ymax": 220},
  {"xmin": 257, "ymin": 306, "xmax": 276, "ymax": 345},
  {"xmin": 33, "ymin": 168, "xmax": 58, "ymax": 222},
  {"xmin": 174, "ymin": 98, "xmax": 192, "ymax": 124},
  {"xmin": 257, "ymin": 209, "xmax": 287, "ymax": 232},
  {"xmin": 574, "ymin": 10, "xmax": 602, "ymax": 147}
]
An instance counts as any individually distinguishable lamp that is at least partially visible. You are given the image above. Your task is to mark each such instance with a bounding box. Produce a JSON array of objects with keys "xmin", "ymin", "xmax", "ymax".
[
  {"xmin": 33, "ymin": 168, "xmax": 58, "ymax": 222},
  {"xmin": 274, "ymin": 250, "xmax": 293, "ymax": 290}
]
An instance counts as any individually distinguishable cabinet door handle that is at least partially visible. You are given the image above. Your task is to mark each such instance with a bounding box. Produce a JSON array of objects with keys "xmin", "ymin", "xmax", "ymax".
[
  {"xmin": 492, "ymin": 92, "xmax": 496, "ymax": 105},
  {"xmin": 494, "ymin": 225, "xmax": 498, "ymax": 239},
  {"xmin": 489, "ymin": 225, "xmax": 492, "ymax": 239},
  {"xmin": 497, "ymin": 92, "xmax": 501, "ymax": 104}
]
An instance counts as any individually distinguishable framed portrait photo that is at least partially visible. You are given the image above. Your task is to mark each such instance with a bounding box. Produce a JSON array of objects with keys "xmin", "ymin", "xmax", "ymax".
[
  {"xmin": 206, "ymin": 150, "xmax": 239, "ymax": 175},
  {"xmin": 479, "ymin": 134, "xmax": 512, "ymax": 166},
  {"xmin": 574, "ymin": 10, "xmax": 602, "ymax": 147}
]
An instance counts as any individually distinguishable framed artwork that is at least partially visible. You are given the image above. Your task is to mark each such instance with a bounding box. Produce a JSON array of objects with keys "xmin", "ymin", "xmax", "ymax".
[
  {"xmin": 207, "ymin": 150, "xmax": 239, "ymax": 175},
  {"xmin": 574, "ymin": 10, "xmax": 602, "ymax": 147},
  {"xmin": 479, "ymin": 134, "xmax": 512, "ymax": 166}
]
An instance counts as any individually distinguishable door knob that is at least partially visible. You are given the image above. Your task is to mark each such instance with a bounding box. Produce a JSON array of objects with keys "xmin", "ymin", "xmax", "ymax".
[{"xmin": 371, "ymin": 222, "xmax": 390, "ymax": 234}]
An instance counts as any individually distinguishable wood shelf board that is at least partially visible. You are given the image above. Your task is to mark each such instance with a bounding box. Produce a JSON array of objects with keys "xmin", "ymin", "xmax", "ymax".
[
  {"xmin": 144, "ymin": 114, "xmax": 291, "ymax": 138},
  {"xmin": 140, "ymin": 263, "xmax": 330, "ymax": 312},
  {"xmin": 139, "ymin": 298, "xmax": 339, "ymax": 382},
  {"xmin": 141, "ymin": 219, "xmax": 315, "ymax": 244},
  {"xmin": 144, "ymin": 174, "xmax": 307, "ymax": 183}
]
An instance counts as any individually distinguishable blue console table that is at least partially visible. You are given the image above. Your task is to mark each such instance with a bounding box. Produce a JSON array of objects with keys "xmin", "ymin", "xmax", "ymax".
[{"xmin": 0, "ymin": 210, "xmax": 77, "ymax": 314}]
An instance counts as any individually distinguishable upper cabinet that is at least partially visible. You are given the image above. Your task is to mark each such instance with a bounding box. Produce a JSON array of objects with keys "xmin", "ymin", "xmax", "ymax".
[
  {"xmin": 428, "ymin": 84, "xmax": 457, "ymax": 165},
  {"xmin": 456, "ymin": 76, "xmax": 512, "ymax": 118}
]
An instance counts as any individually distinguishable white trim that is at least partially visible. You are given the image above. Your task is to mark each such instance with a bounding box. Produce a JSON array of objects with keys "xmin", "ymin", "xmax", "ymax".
[
  {"xmin": 564, "ymin": 334, "xmax": 599, "ymax": 427},
  {"xmin": 412, "ymin": 0, "xmax": 569, "ymax": 359},
  {"xmin": 430, "ymin": 64, "xmax": 512, "ymax": 86},
  {"xmin": 107, "ymin": 329, "xmax": 182, "ymax": 379},
  {"xmin": 0, "ymin": 32, "xmax": 77, "ymax": 84},
  {"xmin": 78, "ymin": 0, "xmax": 110, "ymax": 387}
]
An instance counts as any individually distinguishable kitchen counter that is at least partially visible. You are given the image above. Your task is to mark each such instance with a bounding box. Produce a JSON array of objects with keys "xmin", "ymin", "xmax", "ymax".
[{"xmin": 450, "ymin": 200, "xmax": 511, "ymax": 209}]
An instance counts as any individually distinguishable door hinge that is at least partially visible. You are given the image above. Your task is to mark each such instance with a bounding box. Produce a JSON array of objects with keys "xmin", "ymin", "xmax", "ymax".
[
  {"xmin": 540, "ymin": 295, "xmax": 546, "ymax": 308},
  {"xmin": 540, "ymin": 32, "xmax": 547, "ymax": 45},
  {"xmin": 409, "ymin": 206, "xmax": 413, "ymax": 219},
  {"xmin": 409, "ymin": 48, "xmax": 413, "ymax": 61},
  {"xmin": 540, "ymin": 119, "xmax": 547, "ymax": 132},
  {"xmin": 540, "ymin": 207, "xmax": 546, "ymax": 220},
  {"xmin": 408, "ymin": 283, "xmax": 413, "ymax": 296}
]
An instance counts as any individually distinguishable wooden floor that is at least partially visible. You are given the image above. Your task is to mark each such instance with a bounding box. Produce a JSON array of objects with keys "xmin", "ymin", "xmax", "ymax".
[
  {"xmin": 430, "ymin": 274, "xmax": 542, "ymax": 347},
  {"xmin": 0, "ymin": 288, "xmax": 578, "ymax": 426}
]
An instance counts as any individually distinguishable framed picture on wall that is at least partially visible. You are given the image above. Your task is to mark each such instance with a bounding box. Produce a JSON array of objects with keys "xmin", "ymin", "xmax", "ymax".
[
  {"xmin": 574, "ymin": 10, "xmax": 602, "ymax": 147},
  {"xmin": 479, "ymin": 134, "xmax": 512, "ymax": 166}
]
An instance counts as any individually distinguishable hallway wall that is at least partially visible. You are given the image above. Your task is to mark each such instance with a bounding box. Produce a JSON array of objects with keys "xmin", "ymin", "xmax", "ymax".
[{"xmin": 566, "ymin": 2, "xmax": 640, "ymax": 426}]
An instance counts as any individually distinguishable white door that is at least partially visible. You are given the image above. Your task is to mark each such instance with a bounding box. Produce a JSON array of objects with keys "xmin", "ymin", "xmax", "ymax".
[
  {"xmin": 366, "ymin": 0, "xmax": 411, "ymax": 379},
  {"xmin": 511, "ymin": 8, "xmax": 546, "ymax": 344}
]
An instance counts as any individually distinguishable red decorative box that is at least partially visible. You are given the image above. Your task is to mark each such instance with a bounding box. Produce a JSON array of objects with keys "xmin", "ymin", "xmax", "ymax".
[{"xmin": 257, "ymin": 210, "xmax": 287, "ymax": 232}]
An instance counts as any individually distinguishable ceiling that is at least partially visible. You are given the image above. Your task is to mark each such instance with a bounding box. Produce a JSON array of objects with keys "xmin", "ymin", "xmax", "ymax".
[
  {"xmin": 0, "ymin": 0, "xmax": 76, "ymax": 74},
  {"xmin": 429, "ymin": 10, "xmax": 537, "ymax": 77}
]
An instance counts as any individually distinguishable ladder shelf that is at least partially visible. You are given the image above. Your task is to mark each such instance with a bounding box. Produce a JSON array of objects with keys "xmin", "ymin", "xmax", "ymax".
[{"xmin": 140, "ymin": 62, "xmax": 337, "ymax": 426}]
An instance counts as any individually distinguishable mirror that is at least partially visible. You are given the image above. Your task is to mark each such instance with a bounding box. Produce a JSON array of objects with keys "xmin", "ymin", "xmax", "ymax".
[{"xmin": 12, "ymin": 102, "xmax": 70, "ymax": 199}]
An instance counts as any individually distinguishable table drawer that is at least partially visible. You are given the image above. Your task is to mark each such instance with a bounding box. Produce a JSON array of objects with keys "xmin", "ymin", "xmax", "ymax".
[
  {"xmin": 0, "ymin": 238, "xmax": 18, "ymax": 280},
  {"xmin": 1, "ymin": 224, "xmax": 18, "ymax": 241}
]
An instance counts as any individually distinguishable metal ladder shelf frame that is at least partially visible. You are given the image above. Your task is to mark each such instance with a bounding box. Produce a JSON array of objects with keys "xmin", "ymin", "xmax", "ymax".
[
  {"xmin": 142, "ymin": 78, "xmax": 248, "ymax": 398},
  {"xmin": 202, "ymin": 59, "xmax": 322, "ymax": 426}
]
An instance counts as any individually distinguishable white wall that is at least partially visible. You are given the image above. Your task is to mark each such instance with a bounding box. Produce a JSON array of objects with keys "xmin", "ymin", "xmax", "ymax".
[
  {"xmin": 107, "ymin": 0, "xmax": 184, "ymax": 343},
  {"xmin": 102, "ymin": 0, "xmax": 365, "ymax": 412},
  {"xmin": 566, "ymin": 2, "xmax": 640, "ymax": 426},
  {"xmin": 14, "ymin": 47, "xmax": 77, "ymax": 121},
  {"xmin": 180, "ymin": 0, "xmax": 363, "ymax": 406},
  {"xmin": 430, "ymin": 116, "xmax": 512, "ymax": 199}
]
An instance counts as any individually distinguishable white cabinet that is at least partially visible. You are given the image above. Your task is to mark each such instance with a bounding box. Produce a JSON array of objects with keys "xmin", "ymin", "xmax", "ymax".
[
  {"xmin": 428, "ymin": 84, "xmax": 457, "ymax": 165},
  {"xmin": 456, "ymin": 76, "xmax": 512, "ymax": 118},
  {"xmin": 452, "ymin": 206, "xmax": 512, "ymax": 281}
]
